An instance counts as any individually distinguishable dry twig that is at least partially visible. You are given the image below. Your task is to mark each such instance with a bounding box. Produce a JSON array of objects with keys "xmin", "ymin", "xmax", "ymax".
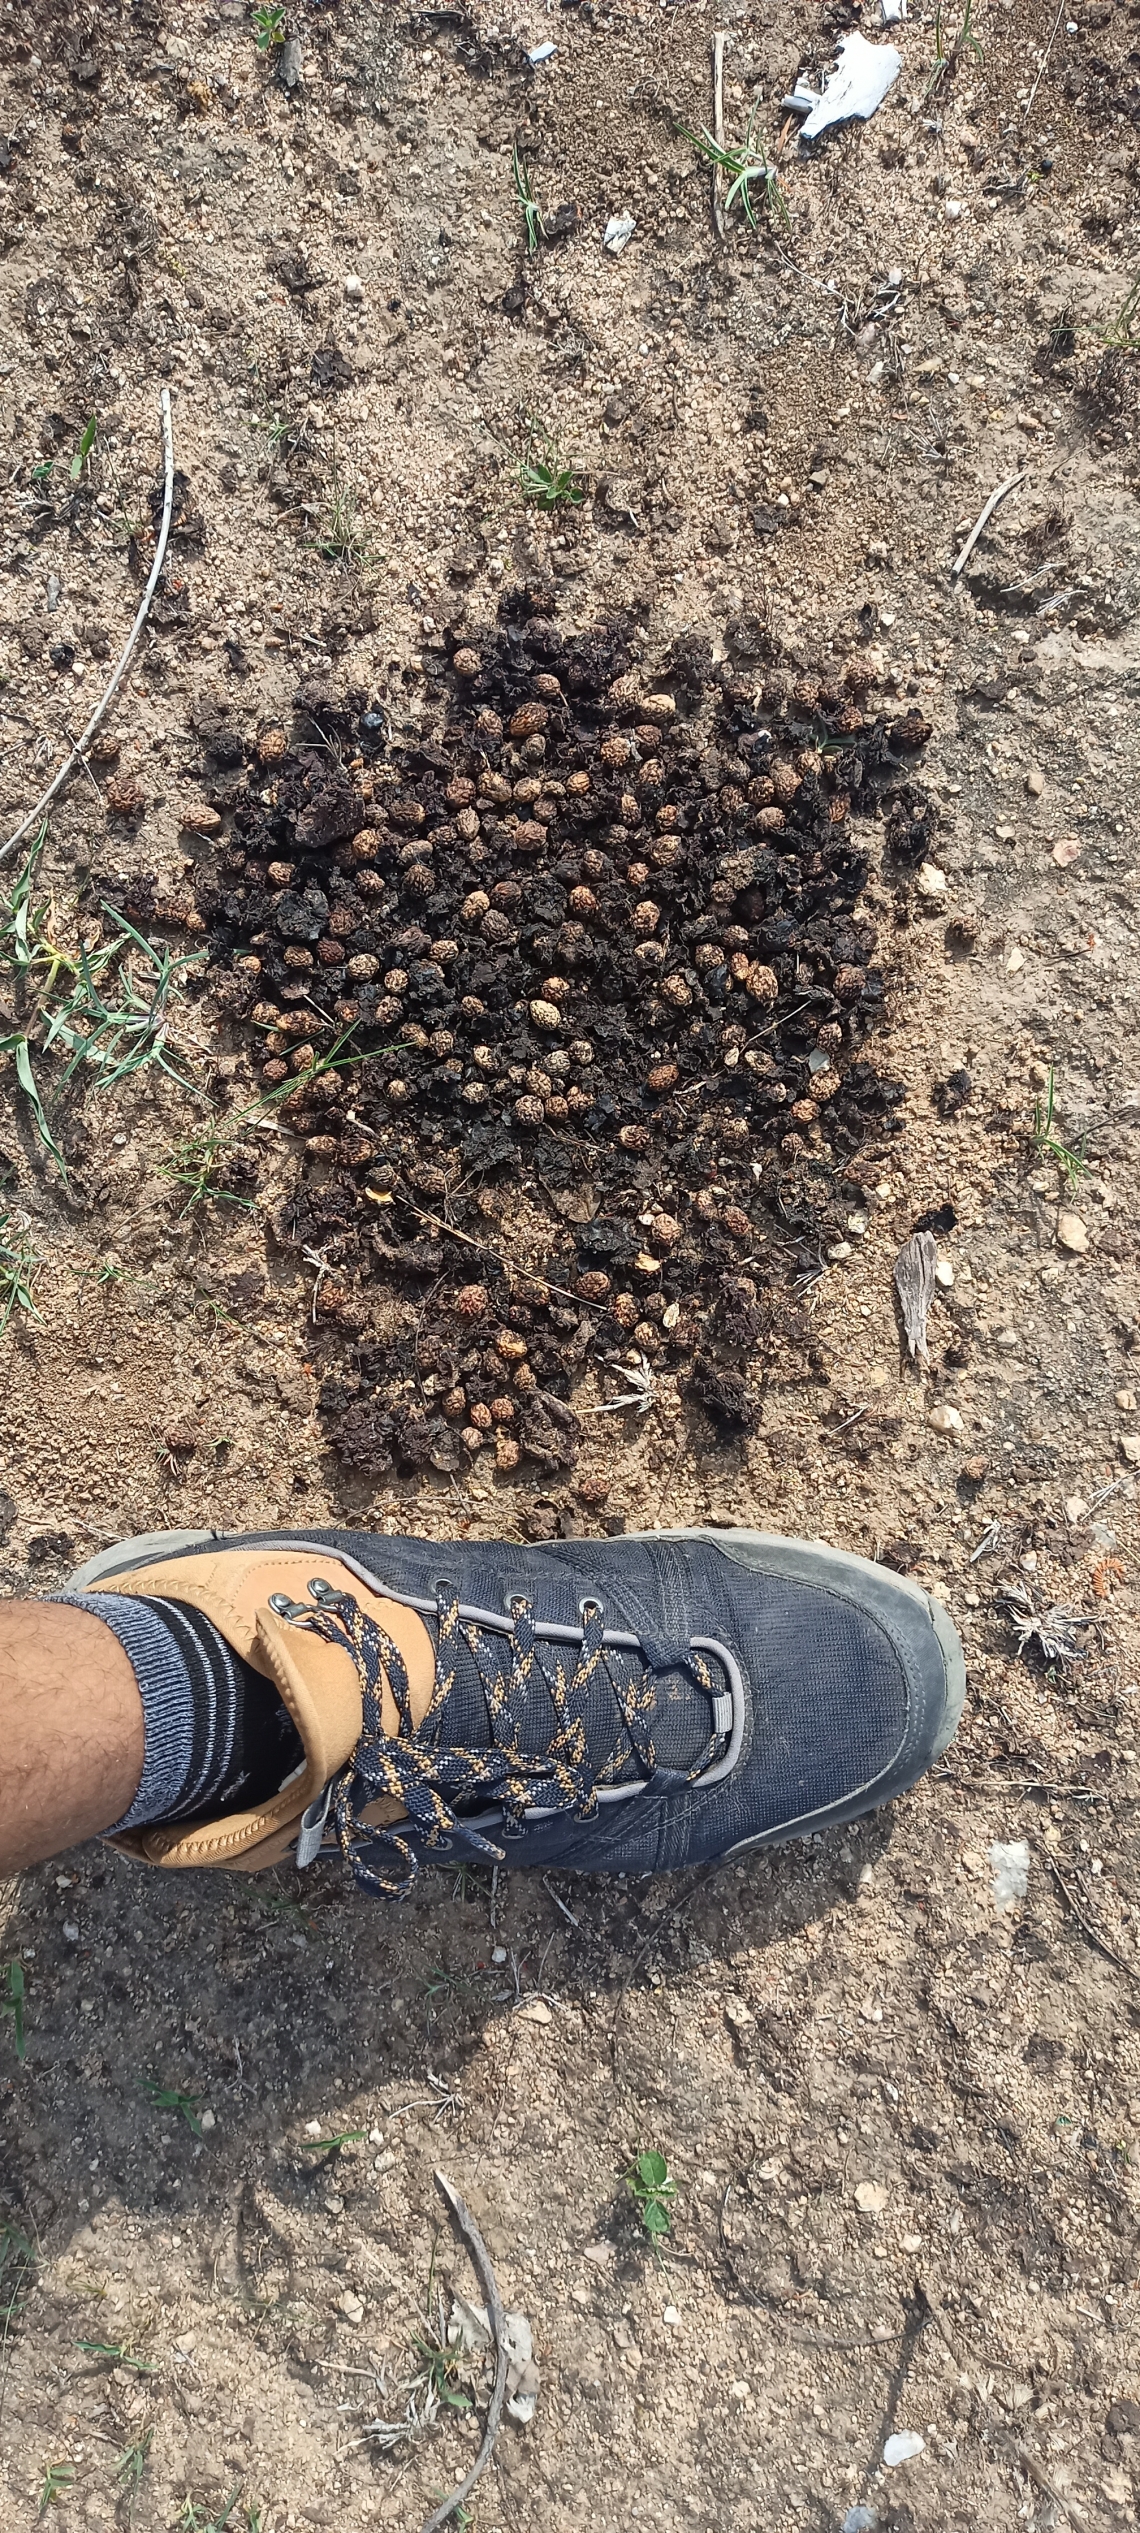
[
  {"xmin": 0, "ymin": 390, "xmax": 176, "ymax": 868},
  {"xmin": 950, "ymin": 470, "xmax": 1026, "ymax": 579},
  {"xmin": 1050, "ymin": 1859, "xmax": 1139, "ymax": 1982},
  {"xmin": 421, "ymin": 2171, "xmax": 509, "ymax": 2533},
  {"xmin": 711, "ymin": 33, "xmax": 728, "ymax": 238}
]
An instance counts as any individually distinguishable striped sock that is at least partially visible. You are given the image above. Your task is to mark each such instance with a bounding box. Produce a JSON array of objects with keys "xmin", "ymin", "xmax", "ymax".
[{"xmin": 58, "ymin": 1592, "xmax": 304, "ymax": 1833}]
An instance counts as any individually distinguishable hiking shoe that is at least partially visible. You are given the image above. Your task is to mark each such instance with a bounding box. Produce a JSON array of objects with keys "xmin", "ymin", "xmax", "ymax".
[{"xmin": 68, "ymin": 1524, "xmax": 965, "ymax": 1893}]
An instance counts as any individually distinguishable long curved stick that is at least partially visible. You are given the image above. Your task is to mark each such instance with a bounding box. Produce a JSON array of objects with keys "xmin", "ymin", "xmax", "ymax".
[
  {"xmin": 421, "ymin": 2171, "xmax": 510, "ymax": 2533},
  {"xmin": 0, "ymin": 388, "xmax": 176, "ymax": 868}
]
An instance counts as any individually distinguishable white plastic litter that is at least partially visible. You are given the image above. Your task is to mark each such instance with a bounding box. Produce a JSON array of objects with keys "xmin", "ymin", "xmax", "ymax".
[
  {"xmin": 842, "ymin": 2511, "xmax": 879, "ymax": 2533},
  {"xmin": 791, "ymin": 34, "xmax": 902, "ymax": 139},
  {"xmin": 883, "ymin": 2431, "xmax": 926, "ymax": 2468},
  {"xmin": 604, "ymin": 212, "xmax": 637, "ymax": 254},
  {"xmin": 528, "ymin": 41, "xmax": 556, "ymax": 64},
  {"xmin": 881, "ymin": 0, "xmax": 906, "ymax": 21},
  {"xmin": 989, "ymin": 1839, "xmax": 1031, "ymax": 1911}
]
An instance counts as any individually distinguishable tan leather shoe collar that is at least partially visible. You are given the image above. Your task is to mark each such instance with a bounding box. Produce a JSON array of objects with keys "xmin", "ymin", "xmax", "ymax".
[{"xmin": 90, "ymin": 1549, "xmax": 433, "ymax": 1874}]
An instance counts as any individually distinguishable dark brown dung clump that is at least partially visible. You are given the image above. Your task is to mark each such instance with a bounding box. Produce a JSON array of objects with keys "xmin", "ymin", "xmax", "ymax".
[{"xmin": 190, "ymin": 595, "xmax": 930, "ymax": 1484}]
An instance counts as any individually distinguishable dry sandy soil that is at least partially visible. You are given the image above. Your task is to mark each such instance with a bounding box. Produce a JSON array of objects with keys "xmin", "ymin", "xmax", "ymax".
[{"xmin": 1, "ymin": 1, "xmax": 1140, "ymax": 2529}]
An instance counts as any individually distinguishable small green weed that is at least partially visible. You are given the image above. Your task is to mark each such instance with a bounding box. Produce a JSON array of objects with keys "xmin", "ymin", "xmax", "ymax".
[
  {"xmin": 1032, "ymin": 1067, "xmax": 1088, "ymax": 1193},
  {"xmin": 298, "ymin": 2128, "xmax": 366, "ymax": 2155},
  {"xmin": 0, "ymin": 1961, "xmax": 26, "ymax": 2063},
  {"xmin": 0, "ymin": 2220, "xmax": 36, "ymax": 2342},
  {"xmin": 0, "ymin": 1214, "xmax": 41, "ymax": 1335},
  {"xmin": 681, "ymin": 108, "xmax": 790, "ymax": 234},
  {"xmin": 162, "ymin": 1026, "xmax": 362, "ymax": 1218},
  {"xmin": 178, "ymin": 2493, "xmax": 242, "ymax": 2533},
  {"xmin": 412, "ymin": 2322, "xmax": 473, "ymax": 2415},
  {"xmin": 141, "ymin": 2077, "xmax": 203, "ymax": 2137},
  {"xmin": 38, "ymin": 2461, "xmax": 76, "ymax": 2516},
  {"xmin": 625, "ymin": 2148, "xmax": 676, "ymax": 2253},
  {"xmin": 519, "ymin": 425, "xmax": 583, "ymax": 509},
  {"xmin": 315, "ymin": 473, "xmax": 367, "ymax": 566},
  {"xmin": 77, "ymin": 2338, "xmax": 157, "ymax": 2374},
  {"xmin": 252, "ymin": 2, "xmax": 286, "ymax": 50},
  {"xmin": 1097, "ymin": 275, "xmax": 1140, "ymax": 351},
  {"xmin": 70, "ymin": 416, "xmax": 98, "ymax": 484},
  {"xmin": 115, "ymin": 2427, "xmax": 153, "ymax": 2507},
  {"xmin": 512, "ymin": 142, "xmax": 545, "ymax": 253},
  {"xmin": 925, "ymin": 0, "xmax": 984, "ymax": 98},
  {"xmin": 0, "ymin": 841, "xmax": 204, "ymax": 1182}
]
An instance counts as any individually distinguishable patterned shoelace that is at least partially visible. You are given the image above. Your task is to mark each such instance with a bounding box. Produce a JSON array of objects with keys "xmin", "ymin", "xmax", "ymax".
[{"xmin": 281, "ymin": 1579, "xmax": 723, "ymax": 1899}]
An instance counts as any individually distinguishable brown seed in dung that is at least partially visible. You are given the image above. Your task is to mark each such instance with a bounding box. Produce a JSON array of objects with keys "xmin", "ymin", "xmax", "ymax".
[
  {"xmin": 631, "ymin": 900, "xmax": 660, "ymax": 936},
  {"xmin": 446, "ymin": 775, "xmax": 476, "ymax": 807},
  {"xmin": 620, "ymin": 793, "xmax": 642, "ymax": 826},
  {"xmin": 600, "ymin": 734, "xmax": 631, "ymax": 770},
  {"xmin": 403, "ymin": 863, "xmax": 434, "ymax": 897},
  {"xmin": 470, "ymin": 1401, "xmax": 493, "ymax": 1432},
  {"xmin": 651, "ymin": 1213, "xmax": 682, "ymax": 1247},
  {"xmin": 790, "ymin": 675, "xmax": 819, "ymax": 711},
  {"xmin": 497, "ymin": 1330, "xmax": 529, "ymax": 1362},
  {"xmin": 791, "ymin": 1098, "xmax": 818, "ymax": 1125},
  {"xmin": 611, "ymin": 1293, "xmax": 638, "ymax": 1329},
  {"xmin": 529, "ymin": 997, "xmax": 562, "ymax": 1031},
  {"xmin": 660, "ymin": 975, "xmax": 692, "ymax": 1007},
  {"xmin": 533, "ymin": 672, "xmax": 562, "ymax": 699},
  {"xmin": 267, "ymin": 859, "xmax": 296, "ymax": 886},
  {"xmin": 456, "ymin": 1284, "xmax": 490, "ymax": 1319},
  {"xmin": 577, "ymin": 1474, "xmax": 610, "ymax": 1506},
  {"xmin": 453, "ymin": 647, "xmax": 481, "ymax": 678},
  {"xmin": 257, "ymin": 726, "xmax": 288, "ymax": 765},
  {"xmin": 262, "ymin": 1059, "xmax": 289, "ymax": 1085},
  {"xmin": 373, "ymin": 996, "xmax": 402, "ymax": 1027},
  {"xmin": 461, "ymin": 1425, "xmax": 484, "ymax": 1453},
  {"xmin": 834, "ymin": 964, "xmax": 866, "ymax": 1002},
  {"xmin": 510, "ymin": 702, "xmax": 550, "ymax": 738},
  {"xmin": 514, "ymin": 1095, "xmax": 545, "ymax": 1126},
  {"xmin": 105, "ymin": 774, "xmax": 145, "ymax": 816},
  {"xmin": 442, "ymin": 1387, "xmax": 467, "ymax": 1420},
  {"xmin": 489, "ymin": 1395, "xmax": 515, "ymax": 1425},
  {"xmin": 744, "ymin": 962, "xmax": 779, "ymax": 1004},
  {"xmin": 832, "ymin": 704, "xmax": 864, "ymax": 735},
  {"xmin": 284, "ymin": 946, "xmax": 313, "ymax": 971},
  {"xmin": 723, "ymin": 1208, "xmax": 753, "ymax": 1241},
  {"xmin": 844, "ymin": 654, "xmax": 877, "ymax": 694},
  {"xmin": 646, "ymin": 1063, "xmax": 678, "ymax": 1092},
  {"xmin": 495, "ymin": 1434, "xmax": 521, "ymax": 1472},
  {"xmin": 568, "ymin": 885, "xmax": 598, "ymax": 917},
  {"xmin": 317, "ymin": 938, "xmax": 345, "ymax": 965},
  {"xmin": 357, "ymin": 869, "xmax": 386, "ymax": 897},
  {"xmin": 619, "ymin": 1123, "xmax": 650, "ymax": 1152},
  {"xmin": 576, "ymin": 1271, "xmax": 611, "ymax": 1302},
  {"xmin": 754, "ymin": 806, "xmax": 786, "ymax": 834},
  {"xmin": 387, "ymin": 1079, "xmax": 412, "ymax": 1105},
  {"xmin": 180, "ymin": 803, "xmax": 222, "ymax": 834},
  {"xmin": 456, "ymin": 807, "xmax": 480, "ymax": 841},
  {"xmin": 771, "ymin": 762, "xmax": 800, "ymax": 806},
  {"xmin": 565, "ymin": 770, "xmax": 591, "ymax": 796}
]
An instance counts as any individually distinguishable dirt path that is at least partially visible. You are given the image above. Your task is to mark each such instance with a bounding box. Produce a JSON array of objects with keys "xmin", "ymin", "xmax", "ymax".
[{"xmin": 1, "ymin": 3, "xmax": 1138, "ymax": 2528}]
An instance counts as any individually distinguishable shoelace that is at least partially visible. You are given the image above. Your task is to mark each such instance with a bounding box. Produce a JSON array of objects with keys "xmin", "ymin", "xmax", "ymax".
[{"xmin": 281, "ymin": 1579, "xmax": 722, "ymax": 1899}]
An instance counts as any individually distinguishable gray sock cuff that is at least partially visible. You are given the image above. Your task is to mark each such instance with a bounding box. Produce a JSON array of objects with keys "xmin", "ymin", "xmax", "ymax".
[{"xmin": 54, "ymin": 1592, "xmax": 196, "ymax": 1834}]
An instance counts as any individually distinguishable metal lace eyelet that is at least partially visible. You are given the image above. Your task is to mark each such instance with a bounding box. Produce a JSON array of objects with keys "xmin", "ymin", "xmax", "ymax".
[{"xmin": 578, "ymin": 1595, "xmax": 604, "ymax": 1622}]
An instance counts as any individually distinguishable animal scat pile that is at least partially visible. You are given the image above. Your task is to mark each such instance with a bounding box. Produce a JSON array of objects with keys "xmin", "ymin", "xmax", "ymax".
[{"xmin": 182, "ymin": 595, "xmax": 931, "ymax": 1488}]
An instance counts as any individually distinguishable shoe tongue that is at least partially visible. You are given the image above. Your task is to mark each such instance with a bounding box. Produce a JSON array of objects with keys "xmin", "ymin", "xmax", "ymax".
[{"xmin": 428, "ymin": 1609, "xmax": 719, "ymax": 1784}]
